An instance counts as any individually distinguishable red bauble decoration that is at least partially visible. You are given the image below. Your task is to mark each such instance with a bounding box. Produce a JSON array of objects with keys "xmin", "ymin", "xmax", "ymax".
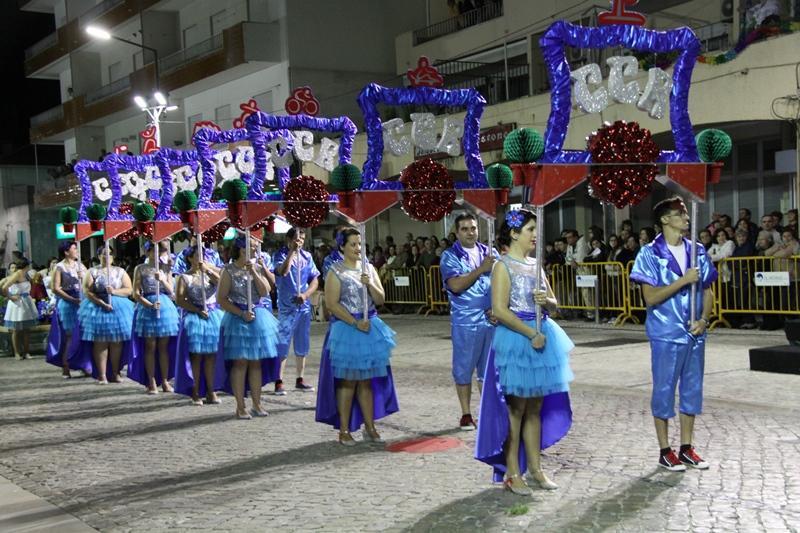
[
  {"xmin": 400, "ymin": 158, "xmax": 456, "ymax": 222},
  {"xmin": 202, "ymin": 221, "xmax": 230, "ymax": 244},
  {"xmin": 587, "ymin": 120, "xmax": 659, "ymax": 209},
  {"xmin": 282, "ymin": 175, "xmax": 329, "ymax": 228},
  {"xmin": 116, "ymin": 200, "xmax": 158, "ymax": 242}
]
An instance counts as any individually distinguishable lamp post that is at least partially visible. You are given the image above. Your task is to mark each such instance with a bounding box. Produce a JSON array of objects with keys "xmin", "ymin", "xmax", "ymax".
[
  {"xmin": 86, "ymin": 25, "xmax": 161, "ymax": 90},
  {"xmin": 86, "ymin": 26, "xmax": 178, "ymax": 151}
]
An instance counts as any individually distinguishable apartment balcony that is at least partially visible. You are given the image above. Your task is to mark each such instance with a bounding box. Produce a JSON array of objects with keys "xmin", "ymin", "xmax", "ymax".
[
  {"xmin": 413, "ymin": 1, "xmax": 503, "ymax": 45},
  {"xmin": 24, "ymin": 0, "xmax": 160, "ymax": 77},
  {"xmin": 29, "ymin": 21, "xmax": 281, "ymax": 142}
]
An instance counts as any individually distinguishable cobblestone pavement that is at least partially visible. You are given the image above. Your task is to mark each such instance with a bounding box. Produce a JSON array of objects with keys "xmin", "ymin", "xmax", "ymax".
[{"xmin": 1, "ymin": 316, "xmax": 798, "ymax": 532}]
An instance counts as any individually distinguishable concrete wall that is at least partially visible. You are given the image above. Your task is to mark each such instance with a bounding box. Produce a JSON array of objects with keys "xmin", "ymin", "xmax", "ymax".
[
  {"xmin": 70, "ymin": 50, "xmax": 102, "ymax": 95},
  {"xmin": 178, "ymin": 0, "xmax": 248, "ymax": 45},
  {"xmin": 0, "ymin": 167, "xmax": 34, "ymax": 267},
  {"xmin": 396, "ymin": 0, "xmax": 733, "ymax": 73},
  {"xmin": 142, "ymin": 9, "xmax": 182, "ymax": 63},
  {"xmin": 180, "ymin": 62, "xmax": 290, "ymax": 138}
]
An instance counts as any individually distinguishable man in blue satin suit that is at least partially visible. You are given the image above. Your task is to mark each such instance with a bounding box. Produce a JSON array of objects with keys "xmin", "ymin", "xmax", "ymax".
[
  {"xmin": 631, "ymin": 197, "xmax": 717, "ymax": 472},
  {"xmin": 440, "ymin": 212, "xmax": 498, "ymax": 431},
  {"xmin": 273, "ymin": 227, "xmax": 320, "ymax": 395}
]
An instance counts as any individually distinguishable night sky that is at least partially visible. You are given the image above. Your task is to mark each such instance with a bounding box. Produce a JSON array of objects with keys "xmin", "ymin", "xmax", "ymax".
[{"xmin": 0, "ymin": 6, "xmax": 63, "ymax": 166}]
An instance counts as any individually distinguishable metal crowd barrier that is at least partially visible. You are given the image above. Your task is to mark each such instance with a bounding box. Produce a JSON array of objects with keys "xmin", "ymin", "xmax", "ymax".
[
  {"xmin": 711, "ymin": 255, "xmax": 800, "ymax": 329},
  {"xmin": 549, "ymin": 262, "xmax": 628, "ymax": 324},
  {"xmin": 426, "ymin": 265, "xmax": 450, "ymax": 316},
  {"xmin": 383, "ymin": 266, "xmax": 431, "ymax": 314}
]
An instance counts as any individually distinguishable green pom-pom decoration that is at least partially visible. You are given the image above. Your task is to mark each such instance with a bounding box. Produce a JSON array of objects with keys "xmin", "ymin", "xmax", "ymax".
[
  {"xmin": 173, "ymin": 190, "xmax": 198, "ymax": 212},
  {"xmin": 695, "ymin": 129, "xmax": 732, "ymax": 163},
  {"xmin": 87, "ymin": 203, "xmax": 107, "ymax": 221},
  {"xmin": 486, "ymin": 163, "xmax": 513, "ymax": 189},
  {"xmin": 221, "ymin": 178, "xmax": 248, "ymax": 202},
  {"xmin": 330, "ymin": 163, "xmax": 363, "ymax": 191},
  {"xmin": 503, "ymin": 128, "xmax": 544, "ymax": 163},
  {"xmin": 133, "ymin": 202, "xmax": 155, "ymax": 222},
  {"xmin": 59, "ymin": 206, "xmax": 78, "ymax": 224}
]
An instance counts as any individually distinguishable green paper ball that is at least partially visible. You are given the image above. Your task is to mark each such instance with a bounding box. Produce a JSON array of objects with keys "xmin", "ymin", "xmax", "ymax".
[
  {"xmin": 330, "ymin": 163, "xmax": 363, "ymax": 191},
  {"xmin": 133, "ymin": 202, "xmax": 156, "ymax": 222},
  {"xmin": 221, "ymin": 178, "xmax": 248, "ymax": 202},
  {"xmin": 59, "ymin": 206, "xmax": 78, "ymax": 224},
  {"xmin": 173, "ymin": 190, "xmax": 198, "ymax": 212},
  {"xmin": 695, "ymin": 129, "xmax": 732, "ymax": 162},
  {"xmin": 87, "ymin": 203, "xmax": 107, "ymax": 221},
  {"xmin": 486, "ymin": 163, "xmax": 513, "ymax": 189},
  {"xmin": 503, "ymin": 128, "xmax": 544, "ymax": 163}
]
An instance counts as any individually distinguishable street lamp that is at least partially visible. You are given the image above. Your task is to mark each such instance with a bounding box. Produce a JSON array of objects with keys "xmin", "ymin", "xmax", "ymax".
[
  {"xmin": 133, "ymin": 93, "xmax": 179, "ymax": 149},
  {"xmin": 85, "ymin": 25, "xmax": 161, "ymax": 90},
  {"xmin": 86, "ymin": 25, "xmax": 177, "ymax": 150}
]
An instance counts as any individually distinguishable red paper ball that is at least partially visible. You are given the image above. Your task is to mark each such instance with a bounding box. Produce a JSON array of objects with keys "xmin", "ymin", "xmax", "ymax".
[
  {"xmin": 202, "ymin": 221, "xmax": 230, "ymax": 245},
  {"xmin": 282, "ymin": 175, "xmax": 329, "ymax": 228},
  {"xmin": 587, "ymin": 120, "xmax": 659, "ymax": 209},
  {"xmin": 399, "ymin": 158, "xmax": 456, "ymax": 222}
]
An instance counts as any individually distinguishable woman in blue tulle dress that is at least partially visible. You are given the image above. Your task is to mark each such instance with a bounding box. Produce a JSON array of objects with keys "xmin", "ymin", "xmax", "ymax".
[
  {"xmin": 78, "ymin": 246, "xmax": 134, "ymax": 384},
  {"xmin": 217, "ymin": 237, "xmax": 279, "ymax": 419},
  {"xmin": 175, "ymin": 246, "xmax": 223, "ymax": 405},
  {"xmin": 1, "ymin": 258, "xmax": 38, "ymax": 360},
  {"xmin": 133, "ymin": 241, "xmax": 181, "ymax": 394},
  {"xmin": 475, "ymin": 209, "xmax": 574, "ymax": 495},
  {"xmin": 317, "ymin": 227, "xmax": 397, "ymax": 446},
  {"xmin": 49, "ymin": 241, "xmax": 87, "ymax": 377}
]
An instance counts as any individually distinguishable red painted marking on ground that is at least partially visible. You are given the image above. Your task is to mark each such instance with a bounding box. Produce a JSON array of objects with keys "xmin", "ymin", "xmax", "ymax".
[{"xmin": 386, "ymin": 437, "xmax": 463, "ymax": 453}]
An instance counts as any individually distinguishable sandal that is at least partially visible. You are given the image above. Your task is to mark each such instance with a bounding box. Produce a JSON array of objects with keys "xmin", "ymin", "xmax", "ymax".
[
  {"xmin": 338, "ymin": 431, "xmax": 356, "ymax": 446},
  {"xmin": 504, "ymin": 474, "xmax": 533, "ymax": 496},
  {"xmin": 528, "ymin": 470, "xmax": 558, "ymax": 490}
]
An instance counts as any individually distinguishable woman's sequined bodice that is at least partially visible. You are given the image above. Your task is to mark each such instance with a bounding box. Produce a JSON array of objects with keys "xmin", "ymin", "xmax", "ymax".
[
  {"xmin": 500, "ymin": 255, "xmax": 547, "ymax": 314},
  {"xmin": 57, "ymin": 261, "xmax": 85, "ymax": 295},
  {"xmin": 182, "ymin": 273, "xmax": 217, "ymax": 307},
  {"xmin": 224, "ymin": 263, "xmax": 260, "ymax": 306},
  {"xmin": 136, "ymin": 265, "xmax": 161, "ymax": 295},
  {"xmin": 332, "ymin": 262, "xmax": 376, "ymax": 315},
  {"xmin": 89, "ymin": 266, "xmax": 124, "ymax": 295}
]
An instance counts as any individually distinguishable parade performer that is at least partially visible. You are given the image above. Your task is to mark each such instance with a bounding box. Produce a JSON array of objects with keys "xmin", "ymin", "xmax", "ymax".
[
  {"xmin": 440, "ymin": 212, "xmax": 497, "ymax": 430},
  {"xmin": 46, "ymin": 241, "xmax": 88, "ymax": 376},
  {"xmin": 272, "ymin": 227, "xmax": 319, "ymax": 394},
  {"xmin": 174, "ymin": 246, "xmax": 224, "ymax": 405},
  {"xmin": 78, "ymin": 245, "xmax": 134, "ymax": 383},
  {"xmin": 172, "ymin": 234, "xmax": 224, "ymax": 275},
  {"xmin": 630, "ymin": 197, "xmax": 716, "ymax": 472},
  {"xmin": 475, "ymin": 209, "xmax": 574, "ymax": 495},
  {"xmin": 130, "ymin": 241, "xmax": 180, "ymax": 394},
  {"xmin": 217, "ymin": 237, "xmax": 280, "ymax": 419},
  {"xmin": 322, "ymin": 227, "xmax": 345, "ymax": 278},
  {"xmin": 315, "ymin": 227, "xmax": 397, "ymax": 445},
  {"xmin": 1, "ymin": 258, "xmax": 39, "ymax": 360}
]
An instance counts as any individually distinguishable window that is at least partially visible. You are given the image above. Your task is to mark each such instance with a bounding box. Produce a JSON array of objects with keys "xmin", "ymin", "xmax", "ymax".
[
  {"xmin": 183, "ymin": 24, "xmax": 202, "ymax": 49},
  {"xmin": 187, "ymin": 113, "xmax": 203, "ymax": 140},
  {"xmin": 254, "ymin": 89, "xmax": 274, "ymax": 114},
  {"xmin": 763, "ymin": 139, "xmax": 782, "ymax": 172},
  {"xmin": 108, "ymin": 61, "xmax": 123, "ymax": 83},
  {"xmin": 215, "ymin": 105, "xmax": 231, "ymax": 125},
  {"xmin": 737, "ymin": 142, "xmax": 758, "ymax": 173}
]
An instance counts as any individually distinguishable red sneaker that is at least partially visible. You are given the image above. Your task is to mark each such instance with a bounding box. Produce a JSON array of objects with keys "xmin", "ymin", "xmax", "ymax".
[
  {"xmin": 679, "ymin": 447, "xmax": 710, "ymax": 469},
  {"xmin": 658, "ymin": 450, "xmax": 687, "ymax": 472}
]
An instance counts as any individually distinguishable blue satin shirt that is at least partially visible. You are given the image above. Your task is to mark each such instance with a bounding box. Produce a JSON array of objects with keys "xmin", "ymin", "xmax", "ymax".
[
  {"xmin": 630, "ymin": 234, "xmax": 718, "ymax": 344},
  {"xmin": 440, "ymin": 242, "xmax": 498, "ymax": 327},
  {"xmin": 272, "ymin": 247, "xmax": 320, "ymax": 312}
]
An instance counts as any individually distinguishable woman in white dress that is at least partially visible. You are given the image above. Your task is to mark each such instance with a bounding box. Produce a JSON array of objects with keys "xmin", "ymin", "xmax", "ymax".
[{"xmin": 1, "ymin": 258, "xmax": 39, "ymax": 360}]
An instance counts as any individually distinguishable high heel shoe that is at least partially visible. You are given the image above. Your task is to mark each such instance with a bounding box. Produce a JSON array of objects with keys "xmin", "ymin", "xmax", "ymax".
[
  {"xmin": 338, "ymin": 431, "xmax": 356, "ymax": 446},
  {"xmin": 504, "ymin": 475, "xmax": 533, "ymax": 496},
  {"xmin": 362, "ymin": 427, "xmax": 384, "ymax": 443},
  {"xmin": 528, "ymin": 470, "xmax": 558, "ymax": 490}
]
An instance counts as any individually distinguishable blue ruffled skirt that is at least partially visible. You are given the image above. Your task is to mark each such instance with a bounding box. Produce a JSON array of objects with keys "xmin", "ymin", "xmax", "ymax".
[
  {"xmin": 57, "ymin": 298, "xmax": 80, "ymax": 332},
  {"xmin": 78, "ymin": 296, "xmax": 134, "ymax": 342},
  {"xmin": 492, "ymin": 318, "xmax": 574, "ymax": 398},
  {"xmin": 183, "ymin": 308, "xmax": 223, "ymax": 354},
  {"xmin": 328, "ymin": 316, "xmax": 396, "ymax": 380},
  {"xmin": 135, "ymin": 294, "xmax": 180, "ymax": 337},
  {"xmin": 220, "ymin": 307, "xmax": 279, "ymax": 360}
]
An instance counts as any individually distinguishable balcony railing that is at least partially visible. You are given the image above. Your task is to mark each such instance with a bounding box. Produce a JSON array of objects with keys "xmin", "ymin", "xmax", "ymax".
[
  {"xmin": 30, "ymin": 104, "xmax": 64, "ymax": 128},
  {"xmin": 77, "ymin": 0, "xmax": 124, "ymax": 26},
  {"xmin": 436, "ymin": 58, "xmax": 529, "ymax": 106},
  {"xmin": 413, "ymin": 1, "xmax": 503, "ymax": 45},
  {"xmin": 24, "ymin": 32, "xmax": 58, "ymax": 60},
  {"xmin": 85, "ymin": 76, "xmax": 131, "ymax": 105},
  {"xmin": 159, "ymin": 33, "xmax": 224, "ymax": 73}
]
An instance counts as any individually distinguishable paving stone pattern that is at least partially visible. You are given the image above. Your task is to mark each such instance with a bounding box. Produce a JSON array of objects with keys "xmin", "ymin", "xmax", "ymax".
[{"xmin": 0, "ymin": 317, "xmax": 798, "ymax": 532}]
